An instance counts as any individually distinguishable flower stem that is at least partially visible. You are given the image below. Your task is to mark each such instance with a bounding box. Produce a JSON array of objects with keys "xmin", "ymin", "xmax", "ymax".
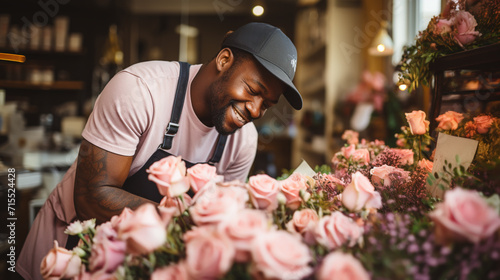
[{"xmin": 78, "ymin": 233, "xmax": 91, "ymax": 249}]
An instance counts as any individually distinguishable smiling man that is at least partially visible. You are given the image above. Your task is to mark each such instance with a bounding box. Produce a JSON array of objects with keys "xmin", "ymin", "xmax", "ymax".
[{"xmin": 17, "ymin": 22, "xmax": 301, "ymax": 280}]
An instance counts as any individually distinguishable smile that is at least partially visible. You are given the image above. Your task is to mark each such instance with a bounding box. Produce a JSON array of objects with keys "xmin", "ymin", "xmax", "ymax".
[{"xmin": 232, "ymin": 105, "xmax": 249, "ymax": 124}]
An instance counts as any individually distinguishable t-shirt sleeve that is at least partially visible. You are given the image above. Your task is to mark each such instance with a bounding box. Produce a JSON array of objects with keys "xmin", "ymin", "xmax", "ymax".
[
  {"xmin": 222, "ymin": 128, "xmax": 258, "ymax": 182},
  {"xmin": 82, "ymin": 71, "xmax": 153, "ymax": 156}
]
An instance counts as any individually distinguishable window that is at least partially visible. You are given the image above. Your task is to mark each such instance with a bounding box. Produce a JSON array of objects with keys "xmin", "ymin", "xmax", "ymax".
[{"xmin": 392, "ymin": 0, "xmax": 442, "ymax": 65}]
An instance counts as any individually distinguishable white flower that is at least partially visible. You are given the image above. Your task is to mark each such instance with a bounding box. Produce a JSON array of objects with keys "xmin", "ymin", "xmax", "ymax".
[
  {"xmin": 72, "ymin": 247, "xmax": 86, "ymax": 258},
  {"xmin": 82, "ymin": 219, "xmax": 96, "ymax": 233},
  {"xmin": 300, "ymin": 189, "xmax": 311, "ymax": 202},
  {"xmin": 277, "ymin": 192, "xmax": 287, "ymax": 205},
  {"xmin": 64, "ymin": 221, "xmax": 84, "ymax": 235}
]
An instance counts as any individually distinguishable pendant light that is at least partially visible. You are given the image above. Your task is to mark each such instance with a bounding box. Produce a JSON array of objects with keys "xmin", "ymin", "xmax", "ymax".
[{"xmin": 368, "ymin": 20, "xmax": 394, "ymax": 56}]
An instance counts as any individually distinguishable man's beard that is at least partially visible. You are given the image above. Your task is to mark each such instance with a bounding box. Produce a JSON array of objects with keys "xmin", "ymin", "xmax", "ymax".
[{"xmin": 208, "ymin": 73, "xmax": 236, "ymax": 135}]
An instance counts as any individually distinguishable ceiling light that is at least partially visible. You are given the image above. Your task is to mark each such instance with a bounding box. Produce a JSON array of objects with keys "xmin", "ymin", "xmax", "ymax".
[{"xmin": 252, "ymin": 5, "xmax": 264, "ymax": 17}]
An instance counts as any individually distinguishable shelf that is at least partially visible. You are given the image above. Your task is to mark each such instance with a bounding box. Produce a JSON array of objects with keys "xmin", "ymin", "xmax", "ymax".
[
  {"xmin": 440, "ymin": 89, "xmax": 500, "ymax": 96},
  {"xmin": 430, "ymin": 42, "xmax": 500, "ymax": 131},
  {"xmin": 0, "ymin": 80, "xmax": 84, "ymax": 90},
  {"xmin": 430, "ymin": 43, "xmax": 500, "ymax": 72},
  {"xmin": 0, "ymin": 49, "xmax": 86, "ymax": 57}
]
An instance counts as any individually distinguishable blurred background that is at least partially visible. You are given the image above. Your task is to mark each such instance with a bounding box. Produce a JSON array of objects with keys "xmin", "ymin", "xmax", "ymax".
[{"xmin": 0, "ymin": 0, "xmax": 447, "ymax": 275}]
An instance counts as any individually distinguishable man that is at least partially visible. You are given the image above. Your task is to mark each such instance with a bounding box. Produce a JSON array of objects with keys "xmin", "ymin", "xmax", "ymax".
[{"xmin": 17, "ymin": 22, "xmax": 302, "ymax": 280}]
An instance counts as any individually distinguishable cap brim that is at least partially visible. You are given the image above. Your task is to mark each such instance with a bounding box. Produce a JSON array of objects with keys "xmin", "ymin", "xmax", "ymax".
[{"xmin": 252, "ymin": 55, "xmax": 303, "ymax": 110}]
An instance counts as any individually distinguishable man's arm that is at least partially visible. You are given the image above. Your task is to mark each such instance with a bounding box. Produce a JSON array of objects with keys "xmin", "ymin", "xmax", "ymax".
[{"xmin": 74, "ymin": 139, "xmax": 155, "ymax": 224}]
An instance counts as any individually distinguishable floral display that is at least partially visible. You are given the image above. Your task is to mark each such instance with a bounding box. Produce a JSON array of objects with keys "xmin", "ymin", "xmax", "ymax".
[
  {"xmin": 434, "ymin": 111, "xmax": 500, "ymax": 169},
  {"xmin": 42, "ymin": 109, "xmax": 500, "ymax": 280},
  {"xmin": 399, "ymin": 0, "xmax": 500, "ymax": 92}
]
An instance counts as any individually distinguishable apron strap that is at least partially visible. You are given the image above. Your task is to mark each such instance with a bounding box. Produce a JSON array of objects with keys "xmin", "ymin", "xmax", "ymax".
[
  {"xmin": 161, "ymin": 61, "xmax": 191, "ymax": 150},
  {"xmin": 207, "ymin": 135, "xmax": 228, "ymax": 165}
]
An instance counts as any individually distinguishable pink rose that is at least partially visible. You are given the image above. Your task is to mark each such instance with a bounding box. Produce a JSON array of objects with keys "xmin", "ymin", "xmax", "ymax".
[
  {"xmin": 280, "ymin": 173, "xmax": 308, "ymax": 210},
  {"xmin": 110, "ymin": 207, "xmax": 134, "ymax": 230},
  {"xmin": 116, "ymin": 203, "xmax": 167, "ymax": 255},
  {"xmin": 74, "ymin": 267, "xmax": 114, "ymax": 280},
  {"xmin": 217, "ymin": 179, "xmax": 246, "ymax": 188},
  {"xmin": 151, "ymin": 262, "xmax": 189, "ymax": 280},
  {"xmin": 454, "ymin": 11, "xmax": 481, "ymax": 46},
  {"xmin": 184, "ymin": 228, "xmax": 235, "ymax": 279},
  {"xmin": 159, "ymin": 193, "xmax": 192, "ymax": 216},
  {"xmin": 370, "ymin": 165, "xmax": 409, "ymax": 187},
  {"xmin": 317, "ymin": 252, "xmax": 370, "ymax": 280},
  {"xmin": 189, "ymin": 186, "xmax": 247, "ymax": 226},
  {"xmin": 342, "ymin": 144, "xmax": 356, "ymax": 159},
  {"xmin": 217, "ymin": 209, "xmax": 269, "ymax": 262},
  {"xmin": 418, "ymin": 159, "xmax": 434, "ymax": 173},
  {"xmin": 286, "ymin": 208, "xmax": 319, "ymax": 234},
  {"xmin": 429, "ymin": 188, "xmax": 500, "ymax": 244},
  {"xmin": 89, "ymin": 222, "xmax": 126, "ymax": 274},
  {"xmin": 436, "ymin": 111, "xmax": 464, "ymax": 130},
  {"xmin": 473, "ymin": 115, "xmax": 494, "ymax": 134},
  {"xmin": 246, "ymin": 174, "xmax": 280, "ymax": 211},
  {"xmin": 370, "ymin": 71, "xmax": 386, "ymax": 92},
  {"xmin": 342, "ymin": 130, "xmax": 359, "ymax": 145},
  {"xmin": 147, "ymin": 155, "xmax": 189, "ymax": 198},
  {"xmin": 435, "ymin": 18, "xmax": 453, "ymax": 34},
  {"xmin": 405, "ymin": 110, "xmax": 430, "ymax": 135},
  {"xmin": 314, "ymin": 211, "xmax": 364, "ymax": 249},
  {"xmin": 391, "ymin": 148, "xmax": 414, "ymax": 165},
  {"xmin": 40, "ymin": 241, "xmax": 82, "ymax": 279},
  {"xmin": 186, "ymin": 163, "xmax": 221, "ymax": 193},
  {"xmin": 396, "ymin": 138, "xmax": 405, "ymax": 147},
  {"xmin": 157, "ymin": 206, "xmax": 177, "ymax": 225},
  {"xmin": 352, "ymin": 148, "xmax": 370, "ymax": 165},
  {"xmin": 251, "ymin": 231, "xmax": 313, "ymax": 280},
  {"xmin": 286, "ymin": 209, "xmax": 319, "ymax": 245},
  {"xmin": 342, "ymin": 172, "xmax": 382, "ymax": 212}
]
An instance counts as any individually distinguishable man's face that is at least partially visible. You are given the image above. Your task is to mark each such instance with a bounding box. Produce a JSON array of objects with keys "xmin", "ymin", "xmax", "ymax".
[{"xmin": 208, "ymin": 57, "xmax": 285, "ymax": 135}]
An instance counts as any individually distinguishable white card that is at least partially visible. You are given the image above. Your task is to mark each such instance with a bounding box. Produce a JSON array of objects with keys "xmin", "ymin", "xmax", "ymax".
[
  {"xmin": 428, "ymin": 132, "xmax": 479, "ymax": 198},
  {"xmin": 292, "ymin": 160, "xmax": 317, "ymax": 178}
]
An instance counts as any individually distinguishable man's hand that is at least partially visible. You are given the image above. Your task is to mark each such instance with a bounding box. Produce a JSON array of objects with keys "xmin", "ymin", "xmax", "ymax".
[{"xmin": 74, "ymin": 139, "xmax": 154, "ymax": 224}]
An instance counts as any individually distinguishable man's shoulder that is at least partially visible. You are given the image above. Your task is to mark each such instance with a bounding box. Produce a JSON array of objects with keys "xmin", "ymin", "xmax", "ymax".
[{"xmin": 121, "ymin": 61, "xmax": 180, "ymax": 80}]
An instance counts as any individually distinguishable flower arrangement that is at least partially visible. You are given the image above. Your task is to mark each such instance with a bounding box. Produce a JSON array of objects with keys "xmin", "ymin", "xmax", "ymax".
[
  {"xmin": 41, "ymin": 110, "xmax": 500, "ymax": 280},
  {"xmin": 434, "ymin": 111, "xmax": 500, "ymax": 167},
  {"xmin": 399, "ymin": 0, "xmax": 500, "ymax": 92}
]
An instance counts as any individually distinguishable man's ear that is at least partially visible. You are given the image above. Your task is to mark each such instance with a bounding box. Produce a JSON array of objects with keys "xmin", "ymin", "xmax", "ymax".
[{"xmin": 215, "ymin": 47, "xmax": 234, "ymax": 73}]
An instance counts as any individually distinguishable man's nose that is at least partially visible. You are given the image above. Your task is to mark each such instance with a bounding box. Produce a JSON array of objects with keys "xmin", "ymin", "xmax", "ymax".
[{"xmin": 246, "ymin": 96, "xmax": 265, "ymax": 120}]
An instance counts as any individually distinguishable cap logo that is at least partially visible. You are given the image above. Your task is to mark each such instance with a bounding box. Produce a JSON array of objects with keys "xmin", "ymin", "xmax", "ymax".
[{"xmin": 290, "ymin": 58, "xmax": 297, "ymax": 73}]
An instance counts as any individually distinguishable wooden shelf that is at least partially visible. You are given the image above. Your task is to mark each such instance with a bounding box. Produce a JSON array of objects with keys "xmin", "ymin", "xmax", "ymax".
[
  {"xmin": 0, "ymin": 49, "xmax": 86, "ymax": 57},
  {"xmin": 430, "ymin": 43, "xmax": 500, "ymax": 131},
  {"xmin": 430, "ymin": 43, "xmax": 500, "ymax": 72},
  {"xmin": 0, "ymin": 80, "xmax": 84, "ymax": 90}
]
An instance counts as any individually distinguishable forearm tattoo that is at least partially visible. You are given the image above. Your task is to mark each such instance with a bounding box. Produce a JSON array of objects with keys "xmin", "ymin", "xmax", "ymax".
[{"xmin": 74, "ymin": 141, "xmax": 145, "ymax": 220}]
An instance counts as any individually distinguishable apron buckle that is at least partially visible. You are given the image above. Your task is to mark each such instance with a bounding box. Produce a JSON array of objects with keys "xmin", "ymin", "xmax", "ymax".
[{"xmin": 165, "ymin": 122, "xmax": 179, "ymax": 137}]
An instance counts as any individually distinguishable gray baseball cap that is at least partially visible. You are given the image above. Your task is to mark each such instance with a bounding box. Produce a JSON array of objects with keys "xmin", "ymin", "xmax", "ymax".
[{"xmin": 222, "ymin": 22, "xmax": 302, "ymax": 110}]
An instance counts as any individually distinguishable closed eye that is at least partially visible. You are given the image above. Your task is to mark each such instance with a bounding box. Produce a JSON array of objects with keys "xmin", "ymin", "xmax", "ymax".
[{"xmin": 245, "ymin": 85, "xmax": 258, "ymax": 96}]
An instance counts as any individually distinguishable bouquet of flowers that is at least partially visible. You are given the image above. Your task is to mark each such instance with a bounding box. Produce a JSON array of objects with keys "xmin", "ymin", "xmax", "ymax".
[
  {"xmin": 41, "ymin": 110, "xmax": 500, "ymax": 280},
  {"xmin": 399, "ymin": 0, "xmax": 500, "ymax": 92}
]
